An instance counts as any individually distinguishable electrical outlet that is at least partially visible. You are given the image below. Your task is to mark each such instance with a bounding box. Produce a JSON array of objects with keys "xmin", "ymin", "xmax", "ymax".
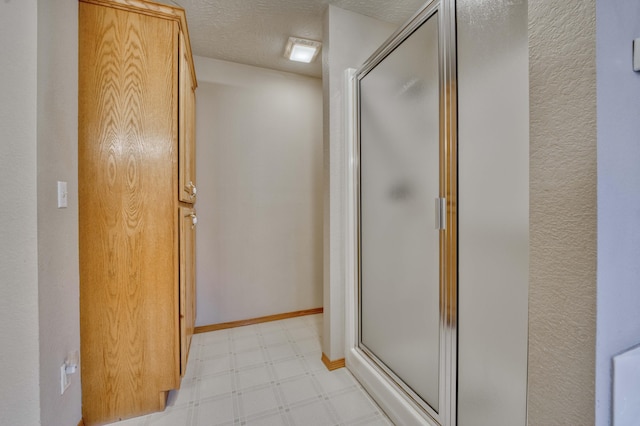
[{"xmin": 60, "ymin": 364, "xmax": 70, "ymax": 395}]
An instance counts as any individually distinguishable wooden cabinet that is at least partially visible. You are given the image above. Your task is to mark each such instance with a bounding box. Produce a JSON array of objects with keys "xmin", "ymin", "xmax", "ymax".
[
  {"xmin": 179, "ymin": 206, "xmax": 197, "ymax": 374},
  {"xmin": 179, "ymin": 36, "xmax": 197, "ymax": 204},
  {"xmin": 78, "ymin": 0, "xmax": 197, "ymax": 424}
]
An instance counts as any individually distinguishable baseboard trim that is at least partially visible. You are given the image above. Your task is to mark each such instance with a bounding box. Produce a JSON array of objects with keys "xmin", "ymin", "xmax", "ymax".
[
  {"xmin": 322, "ymin": 352, "xmax": 346, "ymax": 371},
  {"xmin": 194, "ymin": 307, "xmax": 323, "ymax": 334}
]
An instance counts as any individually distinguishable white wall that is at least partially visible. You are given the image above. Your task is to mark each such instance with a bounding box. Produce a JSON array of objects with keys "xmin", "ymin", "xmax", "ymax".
[
  {"xmin": 1, "ymin": 2, "xmax": 81, "ymax": 424},
  {"xmin": 596, "ymin": 0, "xmax": 640, "ymax": 424},
  {"xmin": 322, "ymin": 5, "xmax": 397, "ymax": 361},
  {"xmin": 0, "ymin": 1, "xmax": 41, "ymax": 425},
  {"xmin": 37, "ymin": 0, "xmax": 82, "ymax": 424},
  {"xmin": 528, "ymin": 1, "xmax": 597, "ymax": 424},
  {"xmin": 194, "ymin": 56, "xmax": 323, "ymax": 326}
]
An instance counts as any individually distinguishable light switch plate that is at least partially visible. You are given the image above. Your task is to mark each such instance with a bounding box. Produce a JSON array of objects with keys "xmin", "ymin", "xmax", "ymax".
[
  {"xmin": 57, "ymin": 181, "xmax": 67, "ymax": 208},
  {"xmin": 60, "ymin": 364, "xmax": 70, "ymax": 395},
  {"xmin": 613, "ymin": 344, "xmax": 640, "ymax": 425},
  {"xmin": 634, "ymin": 38, "xmax": 640, "ymax": 72}
]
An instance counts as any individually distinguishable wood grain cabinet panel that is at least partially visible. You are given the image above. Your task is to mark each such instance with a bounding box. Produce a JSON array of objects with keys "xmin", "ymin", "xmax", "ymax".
[
  {"xmin": 179, "ymin": 36, "xmax": 197, "ymax": 204},
  {"xmin": 179, "ymin": 206, "xmax": 196, "ymax": 375},
  {"xmin": 79, "ymin": 0, "xmax": 197, "ymax": 424}
]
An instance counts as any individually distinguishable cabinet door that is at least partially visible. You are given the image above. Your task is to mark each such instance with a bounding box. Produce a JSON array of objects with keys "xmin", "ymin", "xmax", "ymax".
[
  {"xmin": 179, "ymin": 36, "xmax": 197, "ymax": 203},
  {"xmin": 79, "ymin": 2, "xmax": 180, "ymax": 422},
  {"xmin": 179, "ymin": 206, "xmax": 196, "ymax": 375}
]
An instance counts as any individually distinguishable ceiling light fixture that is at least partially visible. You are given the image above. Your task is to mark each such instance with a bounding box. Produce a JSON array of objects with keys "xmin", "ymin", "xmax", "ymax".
[{"xmin": 285, "ymin": 37, "xmax": 322, "ymax": 63}]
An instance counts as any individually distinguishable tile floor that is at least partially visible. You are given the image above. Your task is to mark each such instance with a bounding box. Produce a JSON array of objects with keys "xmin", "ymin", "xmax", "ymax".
[{"xmin": 107, "ymin": 314, "xmax": 393, "ymax": 426}]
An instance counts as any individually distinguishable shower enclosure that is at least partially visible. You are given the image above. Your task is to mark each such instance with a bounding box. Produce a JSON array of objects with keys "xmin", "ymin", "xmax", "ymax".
[
  {"xmin": 345, "ymin": 1, "xmax": 457, "ymax": 425},
  {"xmin": 343, "ymin": 0, "xmax": 529, "ymax": 424}
]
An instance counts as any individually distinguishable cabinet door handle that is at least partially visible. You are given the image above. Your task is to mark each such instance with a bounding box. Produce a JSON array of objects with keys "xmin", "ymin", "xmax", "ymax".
[
  {"xmin": 185, "ymin": 181, "xmax": 197, "ymax": 199},
  {"xmin": 189, "ymin": 212, "xmax": 197, "ymax": 228}
]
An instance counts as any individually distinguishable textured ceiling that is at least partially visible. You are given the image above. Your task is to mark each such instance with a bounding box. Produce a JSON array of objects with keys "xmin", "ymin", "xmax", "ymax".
[{"xmin": 162, "ymin": 0, "xmax": 426, "ymax": 78}]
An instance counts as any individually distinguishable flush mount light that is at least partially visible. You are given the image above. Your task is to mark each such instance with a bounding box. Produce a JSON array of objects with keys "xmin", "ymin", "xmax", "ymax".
[{"xmin": 285, "ymin": 37, "xmax": 322, "ymax": 63}]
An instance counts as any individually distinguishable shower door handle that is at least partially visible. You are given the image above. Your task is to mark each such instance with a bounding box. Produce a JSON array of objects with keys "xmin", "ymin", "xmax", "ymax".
[{"xmin": 436, "ymin": 197, "xmax": 446, "ymax": 230}]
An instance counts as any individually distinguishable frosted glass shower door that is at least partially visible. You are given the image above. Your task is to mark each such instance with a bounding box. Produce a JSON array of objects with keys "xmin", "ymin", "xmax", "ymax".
[{"xmin": 358, "ymin": 12, "xmax": 441, "ymax": 413}]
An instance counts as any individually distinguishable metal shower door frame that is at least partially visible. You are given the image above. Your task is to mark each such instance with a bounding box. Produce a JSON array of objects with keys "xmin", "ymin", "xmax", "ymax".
[{"xmin": 352, "ymin": 1, "xmax": 458, "ymax": 425}]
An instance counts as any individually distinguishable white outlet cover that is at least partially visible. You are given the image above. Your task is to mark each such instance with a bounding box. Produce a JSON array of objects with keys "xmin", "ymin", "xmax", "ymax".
[{"xmin": 634, "ymin": 38, "xmax": 640, "ymax": 72}]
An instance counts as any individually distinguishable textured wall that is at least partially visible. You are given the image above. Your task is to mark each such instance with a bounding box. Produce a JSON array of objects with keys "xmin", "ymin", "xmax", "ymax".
[
  {"xmin": 528, "ymin": 1, "xmax": 597, "ymax": 424},
  {"xmin": 322, "ymin": 5, "xmax": 396, "ymax": 361},
  {"xmin": 194, "ymin": 56, "xmax": 323, "ymax": 325},
  {"xmin": 596, "ymin": 0, "xmax": 640, "ymax": 424},
  {"xmin": 0, "ymin": 1, "xmax": 41, "ymax": 425},
  {"xmin": 37, "ymin": 0, "xmax": 82, "ymax": 424}
]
